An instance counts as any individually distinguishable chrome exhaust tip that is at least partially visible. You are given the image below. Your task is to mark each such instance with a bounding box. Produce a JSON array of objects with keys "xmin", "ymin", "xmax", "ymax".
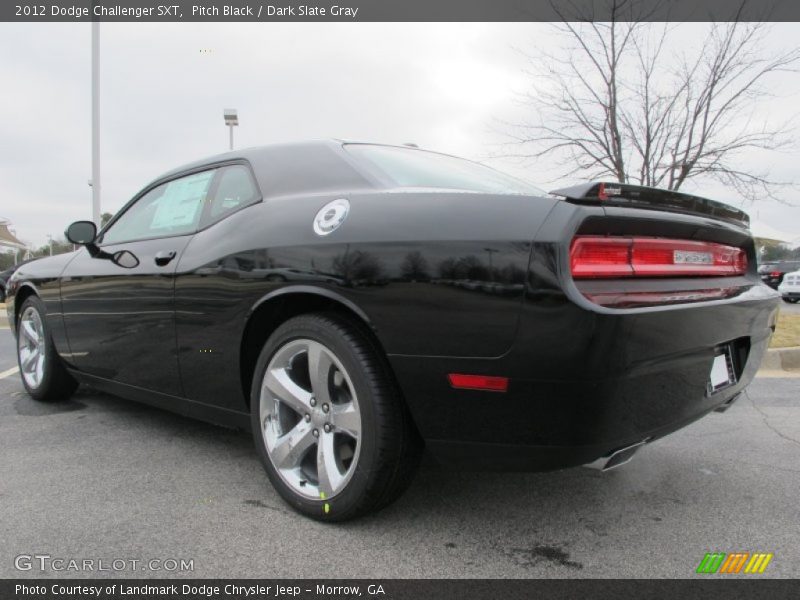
[{"xmin": 583, "ymin": 439, "xmax": 649, "ymax": 472}]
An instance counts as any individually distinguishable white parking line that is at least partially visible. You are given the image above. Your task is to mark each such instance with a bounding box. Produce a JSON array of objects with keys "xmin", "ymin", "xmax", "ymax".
[{"xmin": 0, "ymin": 366, "xmax": 19, "ymax": 380}]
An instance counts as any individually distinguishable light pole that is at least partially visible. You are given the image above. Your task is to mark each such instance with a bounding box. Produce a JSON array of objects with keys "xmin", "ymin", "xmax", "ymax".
[
  {"xmin": 224, "ymin": 109, "xmax": 238, "ymax": 150},
  {"xmin": 47, "ymin": 235, "xmax": 54, "ymax": 256},
  {"xmin": 90, "ymin": 19, "xmax": 101, "ymax": 226}
]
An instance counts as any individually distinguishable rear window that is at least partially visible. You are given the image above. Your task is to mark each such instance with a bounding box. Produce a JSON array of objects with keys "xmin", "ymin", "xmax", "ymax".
[{"xmin": 345, "ymin": 144, "xmax": 545, "ymax": 196}]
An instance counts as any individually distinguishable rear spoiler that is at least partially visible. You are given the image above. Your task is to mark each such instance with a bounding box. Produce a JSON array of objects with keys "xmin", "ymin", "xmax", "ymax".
[{"xmin": 551, "ymin": 182, "xmax": 750, "ymax": 229}]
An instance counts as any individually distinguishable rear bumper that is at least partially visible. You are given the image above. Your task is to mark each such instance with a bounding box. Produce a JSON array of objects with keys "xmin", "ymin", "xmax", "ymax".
[
  {"xmin": 424, "ymin": 404, "xmax": 724, "ymax": 471},
  {"xmin": 390, "ymin": 284, "xmax": 779, "ymax": 471}
]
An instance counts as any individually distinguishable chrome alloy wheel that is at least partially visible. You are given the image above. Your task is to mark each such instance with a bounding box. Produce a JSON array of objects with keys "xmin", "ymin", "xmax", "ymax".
[
  {"xmin": 18, "ymin": 306, "xmax": 46, "ymax": 389},
  {"xmin": 259, "ymin": 339, "xmax": 362, "ymax": 500}
]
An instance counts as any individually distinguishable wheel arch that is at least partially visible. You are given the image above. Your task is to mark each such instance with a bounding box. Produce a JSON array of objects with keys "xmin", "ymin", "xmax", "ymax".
[
  {"xmin": 12, "ymin": 283, "xmax": 39, "ymax": 332},
  {"xmin": 239, "ymin": 286, "xmax": 393, "ymax": 410}
]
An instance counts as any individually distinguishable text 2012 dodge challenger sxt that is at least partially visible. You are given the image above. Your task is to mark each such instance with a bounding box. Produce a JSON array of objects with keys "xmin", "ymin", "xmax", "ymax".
[{"xmin": 6, "ymin": 141, "xmax": 779, "ymax": 520}]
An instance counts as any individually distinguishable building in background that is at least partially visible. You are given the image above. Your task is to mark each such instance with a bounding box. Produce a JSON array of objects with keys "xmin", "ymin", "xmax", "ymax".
[{"xmin": 0, "ymin": 218, "xmax": 28, "ymax": 265}]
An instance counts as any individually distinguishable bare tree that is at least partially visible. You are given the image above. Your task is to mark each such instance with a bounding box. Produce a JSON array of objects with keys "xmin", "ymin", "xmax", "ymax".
[
  {"xmin": 400, "ymin": 251, "xmax": 430, "ymax": 281},
  {"xmin": 507, "ymin": 1, "xmax": 799, "ymax": 202}
]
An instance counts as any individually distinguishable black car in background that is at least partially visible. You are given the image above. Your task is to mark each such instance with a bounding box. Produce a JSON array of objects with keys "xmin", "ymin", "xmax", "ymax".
[
  {"xmin": 0, "ymin": 259, "xmax": 34, "ymax": 303},
  {"xmin": 760, "ymin": 260, "xmax": 800, "ymax": 289},
  {"xmin": 5, "ymin": 141, "xmax": 780, "ymax": 520}
]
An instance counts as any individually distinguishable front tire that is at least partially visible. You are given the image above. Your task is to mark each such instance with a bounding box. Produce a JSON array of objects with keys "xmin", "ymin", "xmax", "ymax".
[
  {"xmin": 251, "ymin": 313, "xmax": 421, "ymax": 521},
  {"xmin": 16, "ymin": 296, "xmax": 78, "ymax": 402}
]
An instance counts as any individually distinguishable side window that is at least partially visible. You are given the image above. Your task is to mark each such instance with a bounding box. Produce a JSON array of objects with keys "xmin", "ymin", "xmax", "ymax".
[
  {"xmin": 202, "ymin": 164, "xmax": 260, "ymax": 226},
  {"xmin": 102, "ymin": 170, "xmax": 215, "ymax": 244}
]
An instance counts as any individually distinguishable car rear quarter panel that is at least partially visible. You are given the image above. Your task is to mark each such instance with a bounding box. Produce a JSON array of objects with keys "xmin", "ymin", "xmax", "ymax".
[{"xmin": 173, "ymin": 190, "xmax": 559, "ymax": 410}]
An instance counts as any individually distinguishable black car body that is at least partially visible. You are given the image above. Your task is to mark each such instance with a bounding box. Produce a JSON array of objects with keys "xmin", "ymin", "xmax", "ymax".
[
  {"xmin": 760, "ymin": 260, "xmax": 800, "ymax": 289},
  {"xmin": 1, "ymin": 263, "xmax": 19, "ymax": 302},
  {"xmin": 6, "ymin": 141, "xmax": 779, "ymax": 519}
]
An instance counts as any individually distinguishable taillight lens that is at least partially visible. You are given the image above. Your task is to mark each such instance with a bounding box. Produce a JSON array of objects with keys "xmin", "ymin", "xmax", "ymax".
[{"xmin": 570, "ymin": 236, "xmax": 748, "ymax": 278}]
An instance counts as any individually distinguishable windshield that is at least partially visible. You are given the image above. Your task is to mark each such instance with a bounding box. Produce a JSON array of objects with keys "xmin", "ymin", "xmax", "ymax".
[{"xmin": 345, "ymin": 144, "xmax": 545, "ymax": 196}]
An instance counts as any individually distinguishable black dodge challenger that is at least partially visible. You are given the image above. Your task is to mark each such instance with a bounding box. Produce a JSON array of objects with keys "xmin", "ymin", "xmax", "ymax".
[{"xmin": 6, "ymin": 141, "xmax": 779, "ymax": 520}]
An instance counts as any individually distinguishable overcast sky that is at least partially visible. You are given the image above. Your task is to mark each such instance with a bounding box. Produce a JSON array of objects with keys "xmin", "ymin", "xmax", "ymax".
[{"xmin": 1, "ymin": 21, "xmax": 799, "ymax": 249}]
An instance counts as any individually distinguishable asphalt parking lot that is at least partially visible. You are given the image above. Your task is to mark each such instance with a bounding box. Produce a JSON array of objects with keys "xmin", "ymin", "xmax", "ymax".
[
  {"xmin": 779, "ymin": 300, "xmax": 800, "ymax": 315},
  {"xmin": 0, "ymin": 313, "xmax": 798, "ymax": 579}
]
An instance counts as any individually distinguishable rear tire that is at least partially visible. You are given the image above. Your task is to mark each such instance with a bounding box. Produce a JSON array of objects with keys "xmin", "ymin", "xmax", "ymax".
[
  {"xmin": 16, "ymin": 296, "xmax": 78, "ymax": 402},
  {"xmin": 250, "ymin": 312, "xmax": 422, "ymax": 521}
]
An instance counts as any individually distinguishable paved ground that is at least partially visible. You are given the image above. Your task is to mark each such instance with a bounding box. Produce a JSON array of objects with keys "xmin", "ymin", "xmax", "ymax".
[
  {"xmin": 0, "ymin": 315, "xmax": 798, "ymax": 579},
  {"xmin": 779, "ymin": 300, "xmax": 800, "ymax": 315}
]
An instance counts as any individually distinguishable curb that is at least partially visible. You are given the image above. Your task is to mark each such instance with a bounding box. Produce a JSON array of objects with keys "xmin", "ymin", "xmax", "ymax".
[{"xmin": 759, "ymin": 346, "xmax": 800, "ymax": 372}]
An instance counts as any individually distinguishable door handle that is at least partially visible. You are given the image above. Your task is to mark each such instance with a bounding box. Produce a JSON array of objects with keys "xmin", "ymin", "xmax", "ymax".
[{"xmin": 154, "ymin": 250, "xmax": 176, "ymax": 266}]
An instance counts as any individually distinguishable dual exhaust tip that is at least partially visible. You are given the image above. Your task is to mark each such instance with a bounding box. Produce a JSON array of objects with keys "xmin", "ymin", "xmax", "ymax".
[
  {"xmin": 584, "ymin": 394, "xmax": 742, "ymax": 471},
  {"xmin": 583, "ymin": 439, "xmax": 649, "ymax": 472}
]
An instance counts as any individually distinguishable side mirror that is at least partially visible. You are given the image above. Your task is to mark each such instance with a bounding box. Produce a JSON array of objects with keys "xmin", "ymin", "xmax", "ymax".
[
  {"xmin": 64, "ymin": 220, "xmax": 138, "ymax": 268},
  {"xmin": 65, "ymin": 221, "xmax": 97, "ymax": 245}
]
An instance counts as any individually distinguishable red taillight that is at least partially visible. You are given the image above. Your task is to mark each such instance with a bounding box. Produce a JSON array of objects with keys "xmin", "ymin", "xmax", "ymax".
[
  {"xmin": 448, "ymin": 374, "xmax": 509, "ymax": 392},
  {"xmin": 570, "ymin": 237, "xmax": 633, "ymax": 278},
  {"xmin": 570, "ymin": 236, "xmax": 748, "ymax": 278},
  {"xmin": 770, "ymin": 271, "xmax": 781, "ymax": 277}
]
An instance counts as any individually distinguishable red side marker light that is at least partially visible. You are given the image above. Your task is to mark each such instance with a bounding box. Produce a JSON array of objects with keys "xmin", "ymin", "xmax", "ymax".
[{"xmin": 448, "ymin": 373, "xmax": 509, "ymax": 392}]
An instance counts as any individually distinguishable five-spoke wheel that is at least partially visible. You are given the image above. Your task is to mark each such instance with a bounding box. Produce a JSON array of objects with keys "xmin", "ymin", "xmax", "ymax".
[
  {"xmin": 260, "ymin": 338, "xmax": 362, "ymax": 500},
  {"xmin": 18, "ymin": 305, "xmax": 46, "ymax": 390},
  {"xmin": 251, "ymin": 313, "xmax": 422, "ymax": 521},
  {"xmin": 15, "ymin": 296, "xmax": 78, "ymax": 402}
]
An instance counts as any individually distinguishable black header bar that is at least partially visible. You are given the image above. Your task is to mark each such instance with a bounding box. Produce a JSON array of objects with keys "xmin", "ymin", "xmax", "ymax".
[{"xmin": 4, "ymin": 0, "xmax": 800, "ymax": 22}]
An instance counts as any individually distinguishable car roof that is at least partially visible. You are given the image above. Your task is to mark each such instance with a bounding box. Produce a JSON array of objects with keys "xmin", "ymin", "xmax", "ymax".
[
  {"xmin": 150, "ymin": 140, "xmax": 380, "ymax": 199},
  {"xmin": 147, "ymin": 140, "xmax": 375, "ymax": 199}
]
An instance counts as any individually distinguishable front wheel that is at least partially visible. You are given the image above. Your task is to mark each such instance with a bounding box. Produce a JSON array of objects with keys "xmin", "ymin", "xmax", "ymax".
[
  {"xmin": 16, "ymin": 296, "xmax": 78, "ymax": 402},
  {"xmin": 251, "ymin": 313, "xmax": 421, "ymax": 521}
]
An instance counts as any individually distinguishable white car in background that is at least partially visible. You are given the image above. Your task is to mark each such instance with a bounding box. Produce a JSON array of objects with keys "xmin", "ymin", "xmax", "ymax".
[{"xmin": 778, "ymin": 270, "xmax": 800, "ymax": 303}]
